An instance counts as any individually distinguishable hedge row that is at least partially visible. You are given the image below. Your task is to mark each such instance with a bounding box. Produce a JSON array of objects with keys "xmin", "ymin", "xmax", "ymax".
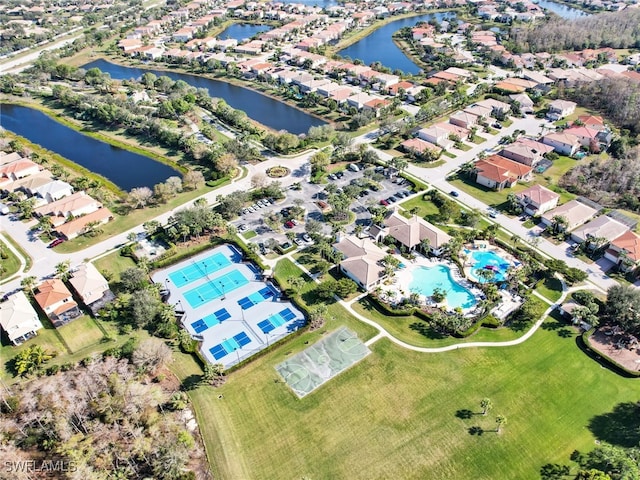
[{"xmin": 581, "ymin": 329, "xmax": 640, "ymax": 377}]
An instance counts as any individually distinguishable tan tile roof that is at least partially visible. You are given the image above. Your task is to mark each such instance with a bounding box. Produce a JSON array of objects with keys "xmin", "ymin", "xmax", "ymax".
[
  {"xmin": 516, "ymin": 184, "xmax": 560, "ymax": 206},
  {"xmin": 611, "ymin": 230, "xmax": 640, "ymax": 261},
  {"xmin": 34, "ymin": 191, "xmax": 100, "ymax": 217},
  {"xmin": 54, "ymin": 208, "xmax": 113, "ymax": 238},
  {"xmin": 384, "ymin": 211, "xmax": 451, "ymax": 249},
  {"xmin": 34, "ymin": 279, "xmax": 73, "ymax": 309}
]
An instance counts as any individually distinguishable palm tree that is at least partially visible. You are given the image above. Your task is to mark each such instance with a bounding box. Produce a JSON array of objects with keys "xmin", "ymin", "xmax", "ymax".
[
  {"xmin": 551, "ymin": 215, "xmax": 568, "ymax": 234},
  {"xmin": 21, "ymin": 275, "xmax": 37, "ymax": 294},
  {"xmin": 420, "ymin": 238, "xmax": 431, "ymax": 256},
  {"xmin": 481, "ymin": 398, "xmax": 493, "ymax": 415},
  {"xmin": 353, "ymin": 224, "xmax": 364, "ymax": 238},
  {"xmin": 37, "ymin": 216, "xmax": 53, "ymax": 236},
  {"xmin": 495, "ymin": 414, "xmax": 507, "ymax": 433},
  {"xmin": 55, "ymin": 260, "xmax": 71, "ymax": 280}
]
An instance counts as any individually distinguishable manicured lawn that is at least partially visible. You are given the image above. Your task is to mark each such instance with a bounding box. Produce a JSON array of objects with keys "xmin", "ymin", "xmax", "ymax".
[
  {"xmin": 448, "ymin": 176, "xmax": 530, "ymax": 209},
  {"xmin": 57, "ymin": 315, "xmax": 106, "ymax": 353},
  {"xmin": 0, "ymin": 236, "xmax": 22, "ymax": 282},
  {"xmin": 192, "ymin": 318, "xmax": 640, "ymax": 480},
  {"xmin": 93, "ymin": 250, "xmax": 137, "ymax": 283},
  {"xmin": 352, "ymin": 297, "xmax": 522, "ymax": 348},
  {"xmin": 2, "ymin": 233, "xmax": 32, "ymax": 273},
  {"xmin": 242, "ymin": 230, "xmax": 257, "ymax": 240},
  {"xmin": 536, "ymin": 277, "xmax": 564, "ymax": 303},
  {"xmin": 399, "ymin": 195, "xmax": 441, "ymax": 220}
]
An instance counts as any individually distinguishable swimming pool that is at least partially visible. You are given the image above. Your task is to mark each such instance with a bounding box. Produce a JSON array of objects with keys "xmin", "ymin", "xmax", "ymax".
[
  {"xmin": 467, "ymin": 250, "xmax": 511, "ymax": 283},
  {"xmin": 183, "ymin": 269, "xmax": 249, "ymax": 308},
  {"xmin": 409, "ymin": 265, "xmax": 476, "ymax": 309},
  {"xmin": 168, "ymin": 252, "xmax": 232, "ymax": 288}
]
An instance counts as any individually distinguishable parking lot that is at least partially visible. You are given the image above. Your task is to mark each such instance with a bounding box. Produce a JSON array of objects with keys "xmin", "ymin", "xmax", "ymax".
[{"xmin": 232, "ymin": 163, "xmax": 417, "ymax": 253}]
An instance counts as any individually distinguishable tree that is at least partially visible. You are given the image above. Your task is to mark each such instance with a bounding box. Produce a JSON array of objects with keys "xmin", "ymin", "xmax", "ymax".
[
  {"xmin": 130, "ymin": 289, "xmax": 162, "ymax": 328},
  {"xmin": 14, "ymin": 345, "xmax": 54, "ymax": 376},
  {"xmin": 605, "ymin": 285, "xmax": 640, "ymax": 332},
  {"xmin": 215, "ymin": 153, "xmax": 238, "ymax": 176},
  {"xmin": 289, "ymin": 276, "xmax": 306, "ymax": 293},
  {"xmin": 202, "ymin": 363, "xmax": 226, "ymax": 387},
  {"xmin": 481, "ymin": 398, "xmax": 493, "ymax": 416},
  {"xmin": 132, "ymin": 339, "xmax": 172, "ymax": 374},
  {"xmin": 251, "ymin": 173, "xmax": 267, "ymax": 190},
  {"xmin": 305, "ymin": 219, "xmax": 322, "ymax": 237},
  {"xmin": 335, "ymin": 278, "xmax": 358, "ymax": 298},
  {"xmin": 120, "ymin": 267, "xmax": 149, "ymax": 292},
  {"xmin": 20, "ymin": 275, "xmax": 37, "ymax": 293},
  {"xmin": 310, "ymin": 150, "xmax": 330, "ymax": 173},
  {"xmin": 316, "ymin": 279, "xmax": 338, "ymax": 300},
  {"xmin": 37, "ymin": 215, "xmax": 53, "ymax": 235},
  {"xmin": 127, "ymin": 187, "xmax": 154, "ymax": 209},
  {"xmin": 17, "ymin": 198, "xmax": 35, "ymax": 219},
  {"xmin": 55, "ymin": 260, "xmax": 71, "ymax": 280},
  {"xmin": 495, "ymin": 414, "xmax": 507, "ymax": 433},
  {"xmin": 182, "ymin": 170, "xmax": 205, "ymax": 190}
]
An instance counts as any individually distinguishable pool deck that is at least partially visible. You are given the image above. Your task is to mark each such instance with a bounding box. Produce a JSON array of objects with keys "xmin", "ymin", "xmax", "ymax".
[
  {"xmin": 151, "ymin": 245, "xmax": 305, "ymax": 368},
  {"xmin": 388, "ymin": 254, "xmax": 483, "ymax": 314}
]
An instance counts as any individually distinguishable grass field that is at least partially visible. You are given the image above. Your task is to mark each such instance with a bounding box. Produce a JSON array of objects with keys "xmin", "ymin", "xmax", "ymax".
[
  {"xmin": 193, "ymin": 317, "xmax": 640, "ymax": 480},
  {"xmin": 93, "ymin": 250, "xmax": 137, "ymax": 283},
  {"xmin": 0, "ymin": 237, "xmax": 21, "ymax": 282},
  {"xmin": 399, "ymin": 195, "xmax": 441, "ymax": 221},
  {"xmin": 57, "ymin": 315, "xmax": 106, "ymax": 352},
  {"xmin": 536, "ymin": 277, "xmax": 564, "ymax": 303}
]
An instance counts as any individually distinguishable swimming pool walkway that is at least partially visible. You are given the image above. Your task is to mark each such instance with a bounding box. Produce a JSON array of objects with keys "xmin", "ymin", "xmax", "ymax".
[{"xmin": 278, "ymin": 248, "xmax": 578, "ymax": 354}]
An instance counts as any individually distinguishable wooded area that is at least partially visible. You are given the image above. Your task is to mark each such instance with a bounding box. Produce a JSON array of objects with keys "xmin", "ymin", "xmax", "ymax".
[{"xmin": 510, "ymin": 9, "xmax": 640, "ymax": 52}]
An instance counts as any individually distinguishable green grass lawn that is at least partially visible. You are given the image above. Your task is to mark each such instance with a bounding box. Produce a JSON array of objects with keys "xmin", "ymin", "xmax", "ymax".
[
  {"xmin": 242, "ymin": 230, "xmax": 257, "ymax": 240},
  {"xmin": 448, "ymin": 176, "xmax": 530, "ymax": 209},
  {"xmin": 399, "ymin": 195, "xmax": 441, "ymax": 220},
  {"xmin": 93, "ymin": 250, "xmax": 137, "ymax": 283},
  {"xmin": 352, "ymin": 297, "xmax": 522, "ymax": 348},
  {"xmin": 0, "ymin": 237, "xmax": 22, "ymax": 282},
  {"xmin": 536, "ymin": 277, "xmax": 564, "ymax": 303},
  {"xmin": 190, "ymin": 318, "xmax": 640, "ymax": 480},
  {"xmin": 2, "ymin": 233, "xmax": 32, "ymax": 273},
  {"xmin": 57, "ymin": 315, "xmax": 106, "ymax": 353}
]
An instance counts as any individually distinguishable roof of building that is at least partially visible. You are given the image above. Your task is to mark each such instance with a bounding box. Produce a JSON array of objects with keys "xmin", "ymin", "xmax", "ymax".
[
  {"xmin": 333, "ymin": 235, "xmax": 387, "ymax": 287},
  {"xmin": 33, "ymin": 180, "xmax": 73, "ymax": 198},
  {"xmin": 69, "ymin": 262, "xmax": 110, "ymax": 301},
  {"xmin": 475, "ymin": 155, "xmax": 532, "ymax": 183},
  {"xmin": 610, "ymin": 230, "xmax": 640, "ymax": 261},
  {"xmin": 515, "ymin": 184, "xmax": 560, "ymax": 206},
  {"xmin": 384, "ymin": 210, "xmax": 451, "ymax": 249},
  {"xmin": 0, "ymin": 291, "xmax": 42, "ymax": 342},
  {"xmin": 53, "ymin": 208, "xmax": 113, "ymax": 238},
  {"xmin": 34, "ymin": 191, "xmax": 100, "ymax": 217},
  {"xmin": 543, "ymin": 131, "xmax": 581, "ymax": 146},
  {"xmin": 34, "ymin": 278, "xmax": 74, "ymax": 309},
  {"xmin": 542, "ymin": 200, "xmax": 598, "ymax": 228},
  {"xmin": 549, "ymin": 99, "xmax": 577, "ymax": 111},
  {"xmin": 0, "ymin": 158, "xmax": 39, "ymax": 176},
  {"xmin": 572, "ymin": 215, "xmax": 629, "ymax": 242},
  {"xmin": 514, "ymin": 137, "xmax": 555, "ymax": 154},
  {"xmin": 401, "ymin": 138, "xmax": 442, "ymax": 154}
]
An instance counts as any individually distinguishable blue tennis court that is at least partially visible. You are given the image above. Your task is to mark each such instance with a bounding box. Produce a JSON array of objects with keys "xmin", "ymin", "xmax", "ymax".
[
  {"xmin": 168, "ymin": 252, "xmax": 232, "ymax": 288},
  {"xmin": 183, "ymin": 269, "xmax": 249, "ymax": 308},
  {"xmin": 209, "ymin": 332, "xmax": 252, "ymax": 360},
  {"xmin": 190, "ymin": 308, "xmax": 231, "ymax": 334},
  {"xmin": 257, "ymin": 308, "xmax": 297, "ymax": 334},
  {"xmin": 237, "ymin": 286, "xmax": 276, "ymax": 310}
]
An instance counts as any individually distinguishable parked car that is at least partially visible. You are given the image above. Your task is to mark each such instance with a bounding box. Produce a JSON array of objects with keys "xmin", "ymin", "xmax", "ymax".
[
  {"xmin": 285, "ymin": 220, "xmax": 295, "ymax": 229},
  {"xmin": 335, "ymin": 171, "xmax": 344, "ymax": 178},
  {"xmin": 370, "ymin": 185, "xmax": 380, "ymax": 192},
  {"xmin": 302, "ymin": 233, "xmax": 312, "ymax": 243},
  {"xmin": 387, "ymin": 196, "xmax": 397, "ymax": 203},
  {"xmin": 258, "ymin": 242, "xmax": 267, "ymax": 255},
  {"xmin": 328, "ymin": 174, "xmax": 337, "ymax": 180},
  {"xmin": 49, "ymin": 238, "xmax": 65, "ymax": 248},
  {"xmin": 349, "ymin": 163, "xmax": 360, "ymax": 172},
  {"xmin": 281, "ymin": 242, "xmax": 292, "ymax": 250},
  {"xmin": 380, "ymin": 199, "xmax": 389, "ymax": 206},
  {"xmin": 493, "ymin": 123, "xmax": 503, "ymax": 129},
  {"xmin": 450, "ymin": 191, "xmax": 459, "ymax": 197},
  {"xmin": 294, "ymin": 237, "xmax": 305, "ymax": 246}
]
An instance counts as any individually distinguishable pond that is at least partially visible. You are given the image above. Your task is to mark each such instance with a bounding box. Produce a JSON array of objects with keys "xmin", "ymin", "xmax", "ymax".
[
  {"xmin": 82, "ymin": 59, "xmax": 327, "ymax": 135},
  {"xmin": 534, "ymin": 0, "xmax": 589, "ymax": 19},
  {"xmin": 0, "ymin": 103, "xmax": 181, "ymax": 192},
  {"xmin": 218, "ymin": 23, "xmax": 272, "ymax": 42},
  {"xmin": 338, "ymin": 12, "xmax": 458, "ymax": 75}
]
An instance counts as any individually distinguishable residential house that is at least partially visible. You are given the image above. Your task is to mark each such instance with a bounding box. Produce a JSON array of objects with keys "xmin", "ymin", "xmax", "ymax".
[
  {"xmin": 564, "ymin": 125, "xmax": 611, "ymax": 149},
  {"xmin": 500, "ymin": 141, "xmax": 549, "ymax": 167},
  {"xmin": 540, "ymin": 200, "xmax": 599, "ymax": 231},
  {"xmin": 69, "ymin": 262, "xmax": 115, "ymax": 315},
  {"xmin": 570, "ymin": 216, "xmax": 629, "ymax": 248},
  {"xmin": 476, "ymin": 98, "xmax": 511, "ymax": 117},
  {"xmin": 34, "ymin": 192, "xmax": 102, "ymax": 225},
  {"xmin": 546, "ymin": 99, "xmax": 577, "ymax": 120},
  {"xmin": 0, "ymin": 291, "xmax": 43, "ymax": 345},
  {"xmin": 33, "ymin": 180, "xmax": 73, "ymax": 203},
  {"xmin": 474, "ymin": 155, "xmax": 533, "ymax": 191},
  {"xmin": 542, "ymin": 132, "xmax": 581, "ymax": 156},
  {"xmin": 333, "ymin": 235, "xmax": 387, "ymax": 290},
  {"xmin": 376, "ymin": 210, "xmax": 451, "ymax": 256},
  {"xmin": 53, "ymin": 207, "xmax": 114, "ymax": 240},
  {"xmin": 34, "ymin": 279, "xmax": 82, "ymax": 327},
  {"xmin": 2, "ymin": 170, "xmax": 52, "ymax": 195},
  {"xmin": 576, "ymin": 115, "xmax": 606, "ymax": 131},
  {"xmin": 400, "ymin": 138, "xmax": 442, "ymax": 158},
  {"xmin": 463, "ymin": 104, "xmax": 492, "ymax": 121},
  {"xmin": 515, "ymin": 185, "xmax": 560, "ymax": 215},
  {"xmin": 0, "ymin": 158, "xmax": 40, "ymax": 180},
  {"xmin": 449, "ymin": 110, "xmax": 478, "ymax": 130},
  {"xmin": 510, "ymin": 93, "xmax": 534, "ymax": 114},
  {"xmin": 0, "ymin": 151, "xmax": 23, "ymax": 165},
  {"xmin": 604, "ymin": 230, "xmax": 640, "ymax": 272},
  {"xmin": 417, "ymin": 124, "xmax": 454, "ymax": 150}
]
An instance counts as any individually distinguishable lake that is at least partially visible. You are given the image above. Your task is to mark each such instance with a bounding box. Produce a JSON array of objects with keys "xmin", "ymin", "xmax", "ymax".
[
  {"xmin": 0, "ymin": 104, "xmax": 181, "ymax": 192},
  {"xmin": 82, "ymin": 59, "xmax": 327, "ymax": 135},
  {"xmin": 534, "ymin": 0, "xmax": 589, "ymax": 19},
  {"xmin": 218, "ymin": 23, "xmax": 271, "ymax": 42},
  {"xmin": 339, "ymin": 12, "xmax": 458, "ymax": 74}
]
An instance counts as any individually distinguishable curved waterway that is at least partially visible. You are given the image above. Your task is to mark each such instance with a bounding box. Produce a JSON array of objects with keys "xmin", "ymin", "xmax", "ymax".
[
  {"xmin": 218, "ymin": 23, "xmax": 271, "ymax": 41},
  {"xmin": 0, "ymin": 103, "xmax": 181, "ymax": 191},
  {"xmin": 339, "ymin": 12, "xmax": 457, "ymax": 74},
  {"xmin": 534, "ymin": 0, "xmax": 589, "ymax": 18},
  {"xmin": 82, "ymin": 59, "xmax": 327, "ymax": 135}
]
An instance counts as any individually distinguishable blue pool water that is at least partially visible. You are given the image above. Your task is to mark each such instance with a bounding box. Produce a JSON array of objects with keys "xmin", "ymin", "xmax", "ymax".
[
  {"xmin": 168, "ymin": 252, "xmax": 232, "ymax": 288},
  {"xmin": 409, "ymin": 265, "xmax": 476, "ymax": 309},
  {"xmin": 183, "ymin": 269, "xmax": 249, "ymax": 308},
  {"xmin": 468, "ymin": 250, "xmax": 511, "ymax": 283}
]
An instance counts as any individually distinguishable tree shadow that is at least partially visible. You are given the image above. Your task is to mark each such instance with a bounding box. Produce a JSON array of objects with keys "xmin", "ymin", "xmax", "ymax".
[
  {"xmin": 588, "ymin": 402, "xmax": 640, "ymax": 448},
  {"xmin": 409, "ymin": 322, "xmax": 447, "ymax": 340},
  {"xmin": 455, "ymin": 409, "xmax": 474, "ymax": 419},
  {"xmin": 181, "ymin": 374, "xmax": 203, "ymax": 391},
  {"xmin": 541, "ymin": 319, "xmax": 574, "ymax": 338},
  {"xmin": 468, "ymin": 426, "xmax": 484, "ymax": 436}
]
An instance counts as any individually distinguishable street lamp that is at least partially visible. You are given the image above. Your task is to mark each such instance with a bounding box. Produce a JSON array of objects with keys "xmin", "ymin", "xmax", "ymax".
[
  {"xmin": 234, "ymin": 347, "xmax": 240, "ymax": 364},
  {"xmin": 219, "ymin": 281, "xmax": 226, "ymax": 300}
]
